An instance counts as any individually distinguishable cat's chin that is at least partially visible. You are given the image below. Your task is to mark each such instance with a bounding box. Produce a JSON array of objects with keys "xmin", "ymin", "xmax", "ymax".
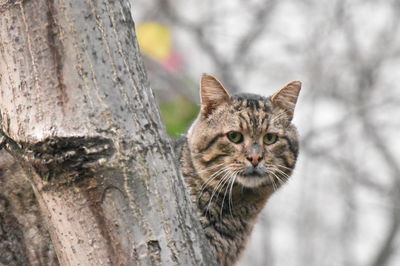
[{"xmin": 236, "ymin": 175, "xmax": 270, "ymax": 188}]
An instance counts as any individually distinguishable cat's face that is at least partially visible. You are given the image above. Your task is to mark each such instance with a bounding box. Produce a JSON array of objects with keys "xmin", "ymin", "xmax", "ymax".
[{"xmin": 188, "ymin": 74, "xmax": 300, "ymax": 189}]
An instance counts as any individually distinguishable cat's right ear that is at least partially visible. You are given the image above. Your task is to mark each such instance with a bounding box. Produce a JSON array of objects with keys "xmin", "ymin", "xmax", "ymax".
[
  {"xmin": 271, "ymin": 80, "xmax": 301, "ymax": 121},
  {"xmin": 200, "ymin": 74, "xmax": 230, "ymax": 117}
]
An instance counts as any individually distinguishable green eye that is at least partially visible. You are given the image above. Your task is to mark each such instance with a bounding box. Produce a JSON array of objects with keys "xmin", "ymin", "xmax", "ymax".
[
  {"xmin": 227, "ymin": 131, "xmax": 243, "ymax": 144},
  {"xmin": 263, "ymin": 133, "xmax": 278, "ymax": 145}
]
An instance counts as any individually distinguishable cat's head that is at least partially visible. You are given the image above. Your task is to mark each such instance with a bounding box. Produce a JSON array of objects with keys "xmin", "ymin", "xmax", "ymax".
[{"xmin": 187, "ymin": 74, "xmax": 301, "ymax": 189}]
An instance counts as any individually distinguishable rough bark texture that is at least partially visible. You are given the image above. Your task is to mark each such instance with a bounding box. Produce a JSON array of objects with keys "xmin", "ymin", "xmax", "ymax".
[
  {"xmin": 0, "ymin": 150, "xmax": 58, "ymax": 266},
  {"xmin": 0, "ymin": 0, "xmax": 215, "ymax": 265}
]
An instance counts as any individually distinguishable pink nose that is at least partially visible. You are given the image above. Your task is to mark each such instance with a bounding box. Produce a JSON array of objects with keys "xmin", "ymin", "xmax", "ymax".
[{"xmin": 247, "ymin": 153, "xmax": 262, "ymax": 166}]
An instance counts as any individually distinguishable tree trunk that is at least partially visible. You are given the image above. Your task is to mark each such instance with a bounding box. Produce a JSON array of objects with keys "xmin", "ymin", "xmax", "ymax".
[{"xmin": 0, "ymin": 1, "xmax": 215, "ymax": 265}]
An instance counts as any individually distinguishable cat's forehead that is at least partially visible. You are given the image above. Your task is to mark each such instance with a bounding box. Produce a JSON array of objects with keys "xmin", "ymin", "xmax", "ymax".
[
  {"xmin": 204, "ymin": 93, "xmax": 286, "ymax": 134},
  {"xmin": 218, "ymin": 93, "xmax": 275, "ymax": 135},
  {"xmin": 231, "ymin": 93, "xmax": 271, "ymax": 112}
]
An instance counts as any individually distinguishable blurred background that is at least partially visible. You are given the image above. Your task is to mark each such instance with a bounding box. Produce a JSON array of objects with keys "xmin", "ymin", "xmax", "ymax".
[{"xmin": 130, "ymin": 0, "xmax": 400, "ymax": 265}]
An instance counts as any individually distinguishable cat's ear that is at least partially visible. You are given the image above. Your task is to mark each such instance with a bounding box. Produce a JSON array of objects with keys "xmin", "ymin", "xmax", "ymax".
[
  {"xmin": 271, "ymin": 81, "xmax": 301, "ymax": 121},
  {"xmin": 200, "ymin": 74, "xmax": 230, "ymax": 117}
]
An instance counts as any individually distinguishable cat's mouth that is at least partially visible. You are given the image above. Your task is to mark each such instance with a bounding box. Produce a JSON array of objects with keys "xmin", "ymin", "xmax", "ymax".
[
  {"xmin": 241, "ymin": 166, "xmax": 266, "ymax": 177},
  {"xmin": 236, "ymin": 167, "xmax": 270, "ymax": 188}
]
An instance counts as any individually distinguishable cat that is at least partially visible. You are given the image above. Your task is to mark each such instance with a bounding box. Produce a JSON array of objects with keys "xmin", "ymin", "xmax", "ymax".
[{"xmin": 175, "ymin": 74, "xmax": 301, "ymax": 266}]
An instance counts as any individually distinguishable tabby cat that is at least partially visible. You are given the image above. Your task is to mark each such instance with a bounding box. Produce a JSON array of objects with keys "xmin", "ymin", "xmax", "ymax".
[{"xmin": 175, "ymin": 74, "xmax": 301, "ymax": 266}]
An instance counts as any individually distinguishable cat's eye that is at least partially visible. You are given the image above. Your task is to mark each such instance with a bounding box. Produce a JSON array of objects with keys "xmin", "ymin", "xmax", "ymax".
[
  {"xmin": 263, "ymin": 133, "xmax": 278, "ymax": 145},
  {"xmin": 227, "ymin": 131, "xmax": 243, "ymax": 144}
]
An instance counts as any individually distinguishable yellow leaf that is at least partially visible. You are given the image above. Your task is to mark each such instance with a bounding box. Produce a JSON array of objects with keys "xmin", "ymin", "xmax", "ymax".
[{"xmin": 136, "ymin": 22, "xmax": 171, "ymax": 61}]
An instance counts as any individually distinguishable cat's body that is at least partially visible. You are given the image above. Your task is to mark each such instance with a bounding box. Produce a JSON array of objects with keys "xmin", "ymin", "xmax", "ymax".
[{"xmin": 175, "ymin": 74, "xmax": 301, "ymax": 266}]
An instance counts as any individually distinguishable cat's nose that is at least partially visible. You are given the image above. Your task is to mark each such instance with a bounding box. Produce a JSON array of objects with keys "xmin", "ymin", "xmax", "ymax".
[
  {"xmin": 246, "ymin": 153, "xmax": 263, "ymax": 166},
  {"xmin": 247, "ymin": 144, "xmax": 263, "ymax": 166}
]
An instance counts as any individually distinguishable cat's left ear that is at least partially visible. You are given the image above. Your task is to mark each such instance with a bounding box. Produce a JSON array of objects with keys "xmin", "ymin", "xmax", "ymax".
[
  {"xmin": 271, "ymin": 81, "xmax": 301, "ymax": 121},
  {"xmin": 200, "ymin": 74, "xmax": 230, "ymax": 117}
]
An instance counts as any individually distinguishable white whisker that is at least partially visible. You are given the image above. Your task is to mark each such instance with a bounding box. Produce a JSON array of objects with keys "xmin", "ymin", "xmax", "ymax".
[
  {"xmin": 219, "ymin": 172, "xmax": 235, "ymax": 218},
  {"xmin": 272, "ymin": 167, "xmax": 291, "ymax": 180},
  {"xmin": 198, "ymin": 166, "xmax": 231, "ymax": 200},
  {"xmin": 206, "ymin": 170, "xmax": 232, "ymax": 215},
  {"xmin": 228, "ymin": 171, "xmax": 239, "ymax": 218},
  {"xmin": 269, "ymin": 170, "xmax": 285, "ymax": 186},
  {"xmin": 276, "ymin": 164, "xmax": 292, "ymax": 171}
]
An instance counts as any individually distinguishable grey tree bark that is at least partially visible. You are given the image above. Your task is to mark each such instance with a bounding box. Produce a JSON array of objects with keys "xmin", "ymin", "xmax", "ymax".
[{"xmin": 0, "ymin": 0, "xmax": 215, "ymax": 265}]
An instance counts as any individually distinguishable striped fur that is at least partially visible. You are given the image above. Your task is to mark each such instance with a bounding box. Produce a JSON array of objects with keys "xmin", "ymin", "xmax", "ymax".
[{"xmin": 175, "ymin": 74, "xmax": 301, "ymax": 266}]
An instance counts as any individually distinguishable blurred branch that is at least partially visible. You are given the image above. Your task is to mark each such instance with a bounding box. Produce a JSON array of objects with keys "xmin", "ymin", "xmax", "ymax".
[
  {"xmin": 354, "ymin": 27, "xmax": 400, "ymax": 266},
  {"xmin": 360, "ymin": 113, "xmax": 400, "ymax": 190},
  {"xmin": 358, "ymin": 108, "xmax": 400, "ymax": 266},
  {"xmin": 370, "ymin": 211, "xmax": 400, "ymax": 266},
  {"xmin": 157, "ymin": 0, "xmax": 236, "ymax": 89},
  {"xmin": 302, "ymin": 144, "xmax": 388, "ymax": 194},
  {"xmin": 233, "ymin": 0, "xmax": 277, "ymax": 64},
  {"xmin": 157, "ymin": 0, "xmax": 278, "ymax": 92}
]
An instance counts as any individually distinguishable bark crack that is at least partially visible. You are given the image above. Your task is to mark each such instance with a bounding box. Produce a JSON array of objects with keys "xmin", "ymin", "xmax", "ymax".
[
  {"xmin": 45, "ymin": 0, "xmax": 68, "ymax": 106},
  {"xmin": 24, "ymin": 136, "xmax": 115, "ymax": 183}
]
